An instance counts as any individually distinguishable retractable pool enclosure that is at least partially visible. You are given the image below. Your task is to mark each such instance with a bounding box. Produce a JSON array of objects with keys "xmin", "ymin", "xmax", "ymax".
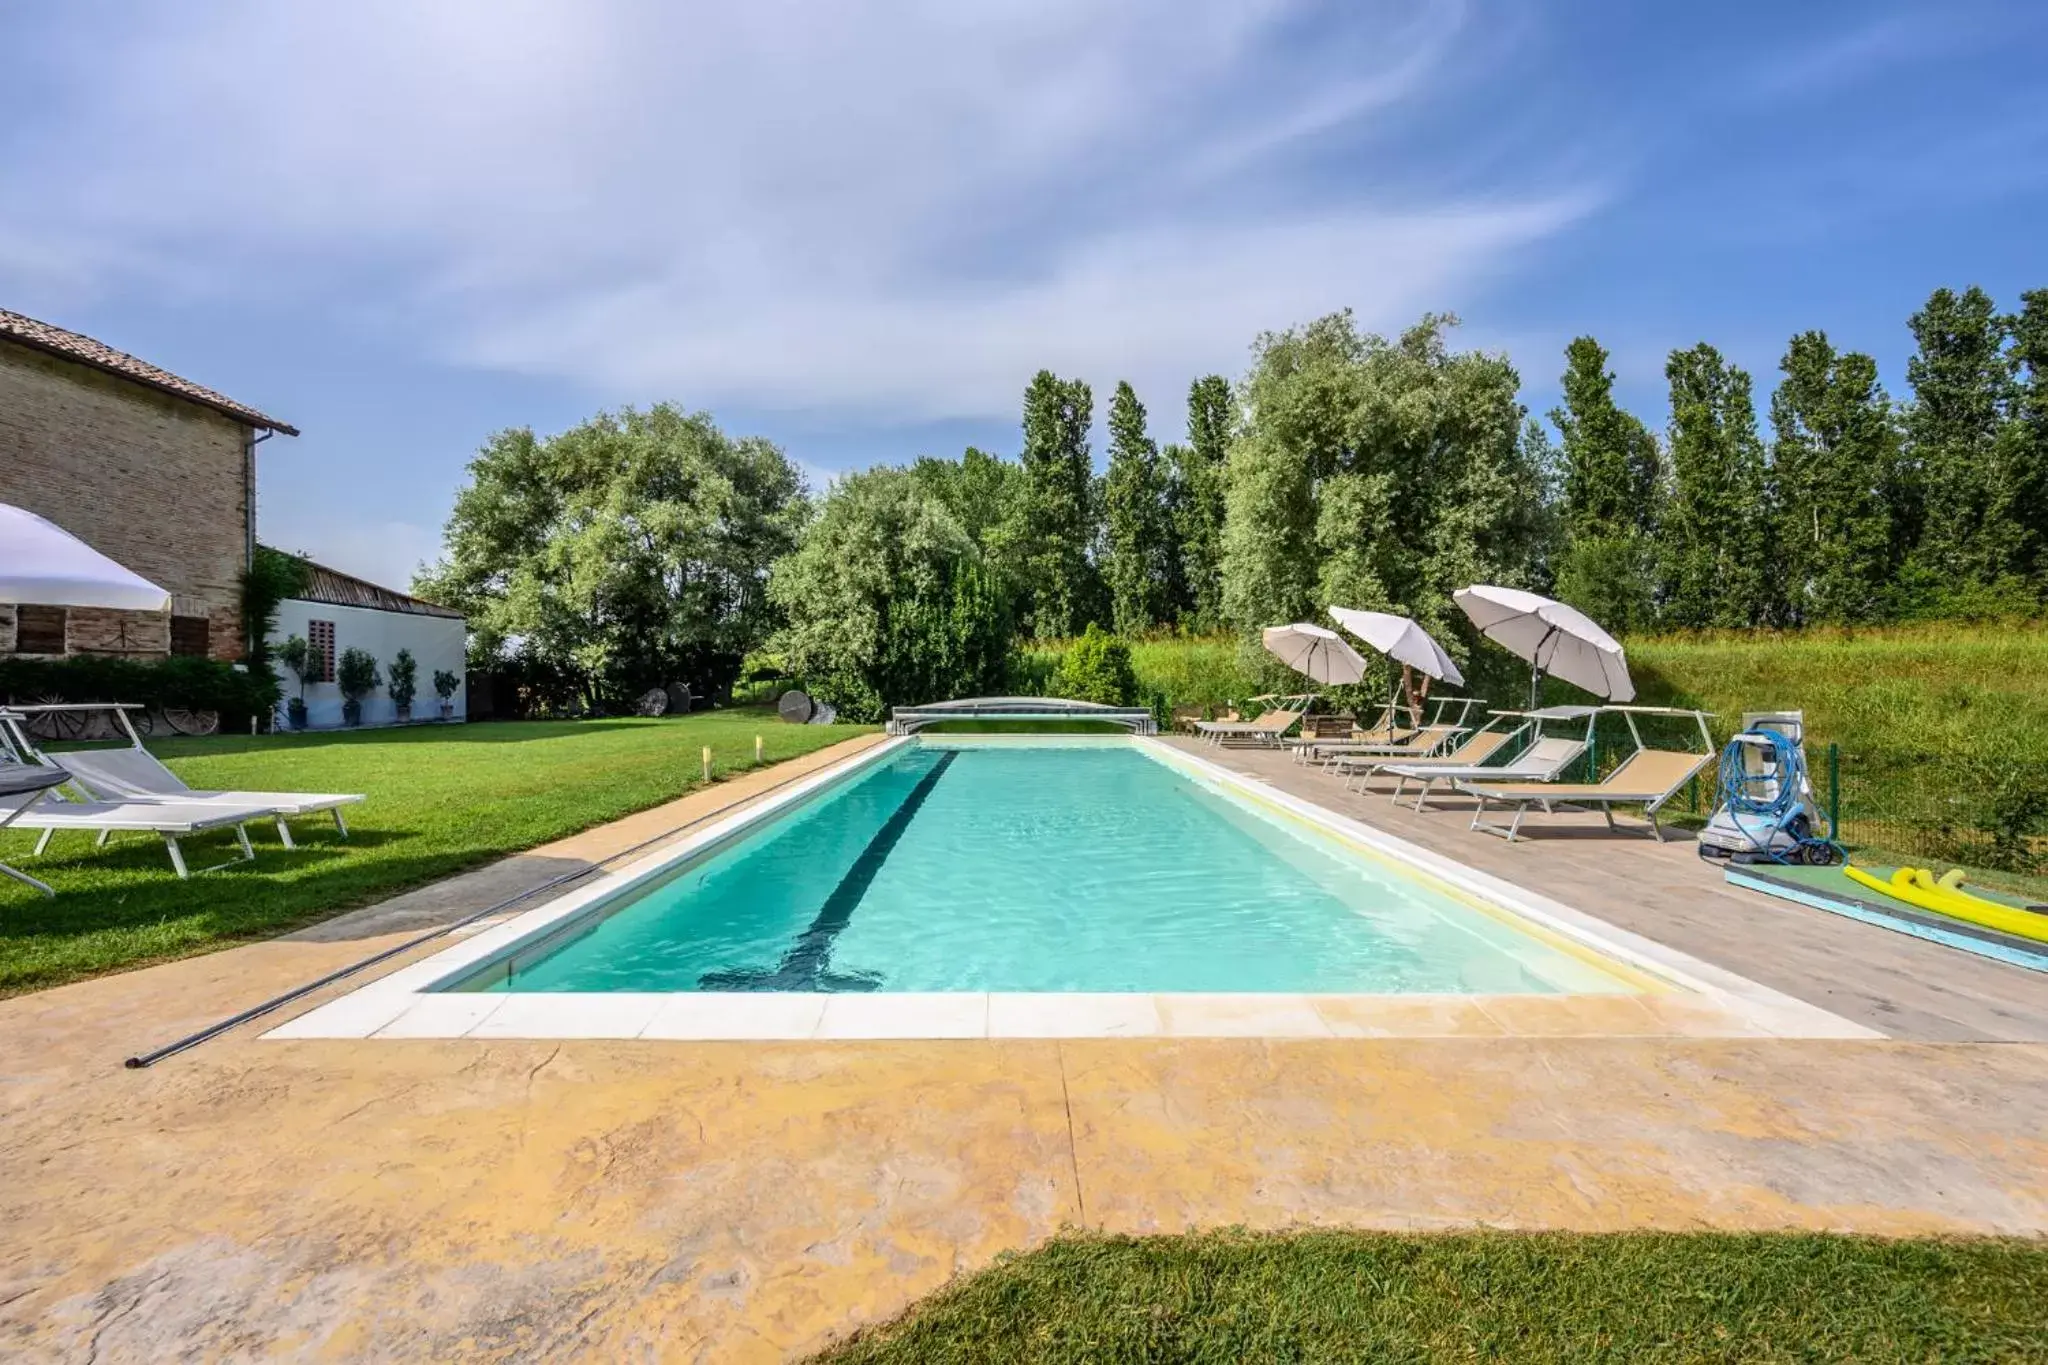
[{"xmin": 886, "ymin": 696, "xmax": 1157, "ymax": 735}]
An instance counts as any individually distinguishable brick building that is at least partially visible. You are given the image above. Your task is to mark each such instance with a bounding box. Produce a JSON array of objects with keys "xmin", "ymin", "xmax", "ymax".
[{"xmin": 0, "ymin": 307, "xmax": 296, "ymax": 662}]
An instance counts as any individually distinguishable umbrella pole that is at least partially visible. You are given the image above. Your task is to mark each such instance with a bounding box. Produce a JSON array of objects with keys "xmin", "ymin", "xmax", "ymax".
[{"xmin": 1528, "ymin": 623, "xmax": 1558, "ymax": 710}]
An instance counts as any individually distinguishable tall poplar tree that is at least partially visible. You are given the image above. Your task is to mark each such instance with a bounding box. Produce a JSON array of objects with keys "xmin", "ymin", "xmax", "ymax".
[
  {"xmin": 1661, "ymin": 344, "xmax": 1772, "ymax": 628},
  {"xmin": 1770, "ymin": 331, "xmax": 1900, "ymax": 624},
  {"xmin": 1550, "ymin": 337, "xmax": 1662, "ymax": 632},
  {"xmin": 1905, "ymin": 286, "xmax": 2020, "ymax": 588},
  {"xmin": 1101, "ymin": 381, "xmax": 1170, "ymax": 635},
  {"xmin": 2009, "ymin": 289, "xmax": 2048, "ymax": 592},
  {"xmin": 1169, "ymin": 375, "xmax": 1232, "ymax": 628},
  {"xmin": 1018, "ymin": 370, "xmax": 1100, "ymax": 638}
]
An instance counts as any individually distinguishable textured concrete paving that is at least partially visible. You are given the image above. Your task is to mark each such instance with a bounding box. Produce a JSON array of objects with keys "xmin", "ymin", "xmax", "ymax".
[
  {"xmin": 1176, "ymin": 737, "xmax": 2048, "ymax": 1041},
  {"xmin": 3, "ymin": 734, "xmax": 2046, "ymax": 1361}
]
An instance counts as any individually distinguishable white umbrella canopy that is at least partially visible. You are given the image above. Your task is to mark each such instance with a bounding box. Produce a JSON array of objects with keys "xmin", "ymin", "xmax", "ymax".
[
  {"xmin": 1261, "ymin": 622, "xmax": 1369, "ymax": 685},
  {"xmin": 0, "ymin": 504, "xmax": 170, "ymax": 611},
  {"xmin": 1453, "ymin": 584, "xmax": 1635, "ymax": 703},
  {"xmin": 1325, "ymin": 606, "xmax": 1465, "ymax": 686}
]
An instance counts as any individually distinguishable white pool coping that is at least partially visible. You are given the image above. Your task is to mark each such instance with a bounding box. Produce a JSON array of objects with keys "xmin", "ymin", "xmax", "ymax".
[{"xmin": 266, "ymin": 736, "xmax": 1878, "ymax": 1042}]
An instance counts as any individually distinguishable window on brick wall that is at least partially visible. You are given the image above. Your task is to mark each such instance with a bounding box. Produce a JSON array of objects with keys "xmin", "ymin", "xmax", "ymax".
[
  {"xmin": 307, "ymin": 619, "xmax": 336, "ymax": 681},
  {"xmin": 170, "ymin": 615, "xmax": 211, "ymax": 657},
  {"xmin": 16, "ymin": 605, "xmax": 67, "ymax": 655}
]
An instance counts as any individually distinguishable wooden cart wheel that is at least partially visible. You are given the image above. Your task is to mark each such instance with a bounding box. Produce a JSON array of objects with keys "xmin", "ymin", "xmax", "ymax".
[
  {"xmin": 163, "ymin": 708, "xmax": 220, "ymax": 737},
  {"xmin": 24, "ymin": 697, "xmax": 87, "ymax": 742},
  {"xmin": 129, "ymin": 709, "xmax": 158, "ymax": 738}
]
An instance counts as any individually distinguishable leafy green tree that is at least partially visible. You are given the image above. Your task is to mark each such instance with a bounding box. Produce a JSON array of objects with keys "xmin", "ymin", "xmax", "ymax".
[
  {"xmin": 1170, "ymin": 375, "xmax": 1233, "ymax": 627},
  {"xmin": 1551, "ymin": 337, "xmax": 1662, "ymax": 632},
  {"xmin": 1223, "ymin": 312, "xmax": 1550, "ymax": 685},
  {"xmin": 1660, "ymin": 344, "xmax": 1773, "ymax": 628},
  {"xmin": 1018, "ymin": 370, "xmax": 1101, "ymax": 638},
  {"xmin": 417, "ymin": 404, "xmax": 806, "ymax": 708},
  {"xmin": 1102, "ymin": 381, "xmax": 1171, "ymax": 635},
  {"xmin": 1906, "ymin": 286, "xmax": 2022, "ymax": 590},
  {"xmin": 910, "ymin": 447, "xmax": 1023, "ymax": 551},
  {"xmin": 1769, "ymin": 332, "xmax": 1901, "ymax": 624},
  {"xmin": 767, "ymin": 467, "xmax": 1011, "ymax": 721},
  {"xmin": 2009, "ymin": 289, "xmax": 2048, "ymax": 591},
  {"xmin": 1221, "ymin": 319, "xmax": 1347, "ymax": 641},
  {"xmin": 910, "ymin": 446, "xmax": 1032, "ymax": 608},
  {"xmin": 1048, "ymin": 622, "xmax": 1139, "ymax": 705}
]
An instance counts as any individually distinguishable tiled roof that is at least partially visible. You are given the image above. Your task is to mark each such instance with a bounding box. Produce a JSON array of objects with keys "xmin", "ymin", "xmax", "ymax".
[
  {"xmin": 0, "ymin": 306, "xmax": 299, "ymax": 435},
  {"xmin": 295, "ymin": 561, "xmax": 464, "ymax": 620}
]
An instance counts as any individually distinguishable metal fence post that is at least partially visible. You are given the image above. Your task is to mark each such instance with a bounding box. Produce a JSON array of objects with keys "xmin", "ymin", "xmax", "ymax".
[{"xmin": 1827, "ymin": 742, "xmax": 1840, "ymax": 842}]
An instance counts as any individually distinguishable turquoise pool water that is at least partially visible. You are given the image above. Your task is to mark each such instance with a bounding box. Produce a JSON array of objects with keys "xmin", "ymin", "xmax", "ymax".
[{"xmin": 459, "ymin": 740, "xmax": 1629, "ymax": 995}]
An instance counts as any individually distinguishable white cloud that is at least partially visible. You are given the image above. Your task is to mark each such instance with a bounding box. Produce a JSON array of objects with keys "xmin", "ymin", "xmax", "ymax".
[{"xmin": 4, "ymin": 0, "xmax": 1591, "ymax": 424}]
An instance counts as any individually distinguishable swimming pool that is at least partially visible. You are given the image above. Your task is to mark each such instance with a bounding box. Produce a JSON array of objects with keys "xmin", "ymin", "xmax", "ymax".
[{"xmin": 447, "ymin": 737, "xmax": 1632, "ymax": 996}]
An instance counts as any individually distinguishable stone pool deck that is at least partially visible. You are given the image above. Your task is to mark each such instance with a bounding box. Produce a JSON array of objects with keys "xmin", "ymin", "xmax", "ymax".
[{"xmin": 2, "ymin": 733, "xmax": 2045, "ymax": 1361}]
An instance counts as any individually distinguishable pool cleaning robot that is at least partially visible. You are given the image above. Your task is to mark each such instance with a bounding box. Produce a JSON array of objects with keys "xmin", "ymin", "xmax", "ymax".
[{"xmin": 1698, "ymin": 710, "xmax": 1840, "ymax": 866}]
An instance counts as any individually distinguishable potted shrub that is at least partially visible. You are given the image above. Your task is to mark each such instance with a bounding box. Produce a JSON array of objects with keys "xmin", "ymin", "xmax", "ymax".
[
  {"xmin": 337, "ymin": 646, "xmax": 380, "ymax": 727},
  {"xmin": 276, "ymin": 634, "xmax": 311, "ymax": 731},
  {"xmin": 388, "ymin": 648, "xmax": 418, "ymax": 724},
  {"xmin": 433, "ymin": 668, "xmax": 461, "ymax": 721}
]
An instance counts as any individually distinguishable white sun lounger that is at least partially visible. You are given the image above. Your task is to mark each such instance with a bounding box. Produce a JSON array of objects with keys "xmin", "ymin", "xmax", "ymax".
[
  {"xmin": 8, "ymin": 797, "xmax": 284, "ymax": 877},
  {"xmin": 1377, "ymin": 736, "xmax": 1589, "ymax": 808},
  {"xmin": 47, "ymin": 746, "xmax": 362, "ymax": 846},
  {"xmin": 0, "ymin": 706, "xmax": 364, "ymax": 847}
]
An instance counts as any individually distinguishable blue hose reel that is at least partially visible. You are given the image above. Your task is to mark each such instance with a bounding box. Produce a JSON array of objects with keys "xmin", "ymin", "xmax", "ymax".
[{"xmin": 1698, "ymin": 719, "xmax": 1842, "ymax": 867}]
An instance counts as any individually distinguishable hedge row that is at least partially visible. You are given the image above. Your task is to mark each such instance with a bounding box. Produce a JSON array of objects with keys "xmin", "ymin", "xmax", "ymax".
[{"xmin": 0, "ymin": 655, "xmax": 281, "ymax": 729}]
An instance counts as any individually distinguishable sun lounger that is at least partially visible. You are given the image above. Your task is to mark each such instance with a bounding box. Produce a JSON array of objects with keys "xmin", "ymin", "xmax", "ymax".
[
  {"xmin": 0, "ymin": 706, "xmax": 364, "ymax": 847},
  {"xmin": 1377, "ymin": 736, "xmax": 1588, "ymax": 807},
  {"xmin": 1457, "ymin": 747, "xmax": 1713, "ymax": 842},
  {"xmin": 1318, "ymin": 725, "xmax": 1464, "ymax": 772},
  {"xmin": 7, "ymin": 797, "xmax": 285, "ymax": 877},
  {"xmin": 0, "ymin": 761, "xmax": 71, "ymax": 896},
  {"xmin": 1335, "ymin": 726, "xmax": 1520, "ymax": 794},
  {"xmin": 48, "ymin": 746, "xmax": 363, "ymax": 847},
  {"xmin": 1196, "ymin": 704, "xmax": 1306, "ymax": 745},
  {"xmin": 1216, "ymin": 707, "xmax": 1309, "ymax": 747}
]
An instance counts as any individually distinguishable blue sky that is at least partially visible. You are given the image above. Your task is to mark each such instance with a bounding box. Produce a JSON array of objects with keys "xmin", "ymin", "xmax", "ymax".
[{"xmin": 4, "ymin": 1, "xmax": 2045, "ymax": 589}]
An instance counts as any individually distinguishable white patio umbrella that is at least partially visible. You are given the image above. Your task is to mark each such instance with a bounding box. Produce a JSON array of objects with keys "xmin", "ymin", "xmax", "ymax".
[
  {"xmin": 1325, "ymin": 607, "xmax": 1465, "ymax": 686},
  {"xmin": 1260, "ymin": 622, "xmax": 1368, "ymax": 685},
  {"xmin": 1454, "ymin": 584, "xmax": 1634, "ymax": 705},
  {"xmin": 0, "ymin": 503, "xmax": 170, "ymax": 611}
]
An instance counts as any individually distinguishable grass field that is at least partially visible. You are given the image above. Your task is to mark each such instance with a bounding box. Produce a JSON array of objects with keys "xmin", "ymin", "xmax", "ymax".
[
  {"xmin": 815, "ymin": 1230, "xmax": 2048, "ymax": 1364},
  {"xmin": 0, "ymin": 712, "xmax": 869, "ymax": 996}
]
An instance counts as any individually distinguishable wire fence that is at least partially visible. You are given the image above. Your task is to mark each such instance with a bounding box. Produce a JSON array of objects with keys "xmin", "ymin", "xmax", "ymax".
[{"xmin": 1829, "ymin": 747, "xmax": 2048, "ymax": 883}]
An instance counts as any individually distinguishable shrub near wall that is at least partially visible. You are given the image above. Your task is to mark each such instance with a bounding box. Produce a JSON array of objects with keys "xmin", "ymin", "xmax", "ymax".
[{"xmin": 0, "ymin": 655, "xmax": 281, "ymax": 729}]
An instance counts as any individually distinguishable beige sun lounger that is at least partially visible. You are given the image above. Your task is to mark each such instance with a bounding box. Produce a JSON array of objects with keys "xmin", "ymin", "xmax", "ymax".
[
  {"xmin": 9, "ymin": 797, "xmax": 285, "ymax": 877},
  {"xmin": 1457, "ymin": 747, "xmax": 1713, "ymax": 843},
  {"xmin": 1196, "ymin": 705, "xmax": 1306, "ymax": 746},
  {"xmin": 1319, "ymin": 725, "xmax": 1464, "ymax": 772},
  {"xmin": 1378, "ymin": 736, "xmax": 1588, "ymax": 808},
  {"xmin": 1337, "ymin": 726, "xmax": 1520, "ymax": 794},
  {"xmin": 50, "ymin": 746, "xmax": 363, "ymax": 847}
]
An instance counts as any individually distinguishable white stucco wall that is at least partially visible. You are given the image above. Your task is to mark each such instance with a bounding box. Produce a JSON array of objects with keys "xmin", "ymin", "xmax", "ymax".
[{"xmin": 269, "ymin": 599, "xmax": 467, "ymax": 729}]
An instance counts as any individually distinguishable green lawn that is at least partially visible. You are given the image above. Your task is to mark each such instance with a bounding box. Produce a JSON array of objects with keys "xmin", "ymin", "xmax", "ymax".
[
  {"xmin": 0, "ymin": 712, "xmax": 870, "ymax": 996},
  {"xmin": 814, "ymin": 1230, "xmax": 2048, "ymax": 1364}
]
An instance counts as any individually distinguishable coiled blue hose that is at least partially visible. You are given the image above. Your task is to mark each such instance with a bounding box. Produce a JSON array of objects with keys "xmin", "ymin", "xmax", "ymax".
[{"xmin": 1711, "ymin": 728, "xmax": 1837, "ymax": 864}]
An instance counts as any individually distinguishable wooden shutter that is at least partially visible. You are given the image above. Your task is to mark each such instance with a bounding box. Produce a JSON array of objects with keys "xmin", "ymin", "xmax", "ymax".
[
  {"xmin": 15, "ymin": 605, "xmax": 67, "ymax": 655},
  {"xmin": 170, "ymin": 615, "xmax": 211, "ymax": 657}
]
